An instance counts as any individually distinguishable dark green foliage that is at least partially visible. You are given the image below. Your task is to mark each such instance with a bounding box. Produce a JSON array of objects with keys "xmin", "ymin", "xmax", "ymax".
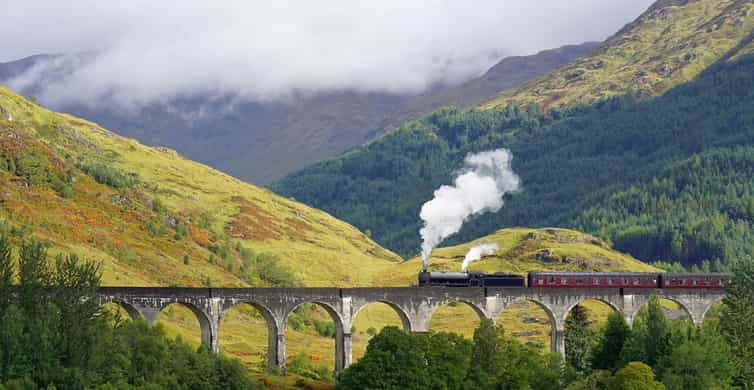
[
  {"xmin": 337, "ymin": 326, "xmax": 472, "ymax": 390},
  {"xmin": 0, "ymin": 235, "xmax": 12, "ymax": 313},
  {"xmin": 620, "ymin": 298, "xmax": 670, "ymax": 367},
  {"xmin": 274, "ymin": 55, "xmax": 754, "ymax": 267},
  {"xmin": 657, "ymin": 323, "xmax": 734, "ymax": 390},
  {"xmin": 79, "ymin": 163, "xmax": 137, "ymax": 188},
  {"xmin": 314, "ymin": 319, "xmax": 336, "ymax": 338},
  {"xmin": 591, "ymin": 312, "xmax": 630, "ymax": 370},
  {"xmin": 0, "ymin": 238, "xmax": 256, "ymax": 389},
  {"xmin": 566, "ymin": 304, "xmax": 592, "ymax": 374},
  {"xmin": 720, "ymin": 257, "xmax": 754, "ymax": 387},
  {"xmin": 464, "ymin": 318, "xmax": 498, "ymax": 387}
]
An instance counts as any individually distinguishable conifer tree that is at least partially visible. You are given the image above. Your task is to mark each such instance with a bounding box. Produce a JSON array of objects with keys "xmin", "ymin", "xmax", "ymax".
[
  {"xmin": 591, "ymin": 311, "xmax": 630, "ymax": 370},
  {"xmin": 720, "ymin": 257, "xmax": 754, "ymax": 388},
  {"xmin": 565, "ymin": 304, "xmax": 592, "ymax": 373}
]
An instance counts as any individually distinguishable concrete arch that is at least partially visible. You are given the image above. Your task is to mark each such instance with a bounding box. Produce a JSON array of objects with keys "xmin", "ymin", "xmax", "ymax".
[
  {"xmin": 156, "ymin": 301, "xmax": 215, "ymax": 350},
  {"xmin": 700, "ymin": 295, "xmax": 725, "ymax": 325},
  {"xmin": 630, "ymin": 297, "xmax": 694, "ymax": 326},
  {"xmin": 352, "ymin": 300, "xmax": 412, "ymax": 332},
  {"xmin": 499, "ymin": 297, "xmax": 560, "ymax": 354},
  {"xmin": 562, "ymin": 298, "xmax": 621, "ymax": 325},
  {"xmin": 428, "ymin": 299, "xmax": 487, "ymax": 323},
  {"xmin": 284, "ymin": 300, "xmax": 347, "ymax": 376},
  {"xmin": 103, "ymin": 299, "xmax": 143, "ymax": 321},
  {"xmin": 219, "ymin": 301, "xmax": 279, "ymax": 372},
  {"xmin": 507, "ymin": 297, "xmax": 558, "ymax": 329}
]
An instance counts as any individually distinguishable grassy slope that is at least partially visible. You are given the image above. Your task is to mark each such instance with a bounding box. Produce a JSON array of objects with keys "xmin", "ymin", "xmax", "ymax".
[
  {"xmin": 0, "ymin": 85, "xmax": 401, "ymax": 288},
  {"xmin": 480, "ymin": 0, "xmax": 754, "ymax": 110}
]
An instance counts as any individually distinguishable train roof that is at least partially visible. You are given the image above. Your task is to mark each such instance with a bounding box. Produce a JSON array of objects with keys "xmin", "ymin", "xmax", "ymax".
[
  {"xmin": 528, "ymin": 272, "xmax": 658, "ymax": 276},
  {"xmin": 663, "ymin": 272, "xmax": 732, "ymax": 276}
]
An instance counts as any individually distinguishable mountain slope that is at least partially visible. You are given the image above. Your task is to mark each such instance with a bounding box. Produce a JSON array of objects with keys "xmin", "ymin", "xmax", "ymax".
[
  {"xmin": 1, "ymin": 43, "xmax": 596, "ymax": 184},
  {"xmin": 0, "ymin": 85, "xmax": 401, "ymax": 287},
  {"xmin": 480, "ymin": 0, "xmax": 754, "ymax": 110},
  {"xmin": 273, "ymin": 34, "xmax": 754, "ymax": 266}
]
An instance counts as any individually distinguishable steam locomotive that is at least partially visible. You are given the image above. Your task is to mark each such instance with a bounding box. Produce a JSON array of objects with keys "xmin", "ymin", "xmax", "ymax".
[{"xmin": 418, "ymin": 271, "xmax": 730, "ymax": 289}]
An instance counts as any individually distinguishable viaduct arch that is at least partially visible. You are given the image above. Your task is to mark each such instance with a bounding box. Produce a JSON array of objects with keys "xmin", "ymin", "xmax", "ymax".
[{"xmin": 97, "ymin": 286, "xmax": 725, "ymax": 376}]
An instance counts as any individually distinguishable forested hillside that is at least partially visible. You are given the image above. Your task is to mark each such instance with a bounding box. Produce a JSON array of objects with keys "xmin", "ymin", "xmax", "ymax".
[{"xmin": 274, "ymin": 50, "xmax": 754, "ymax": 268}]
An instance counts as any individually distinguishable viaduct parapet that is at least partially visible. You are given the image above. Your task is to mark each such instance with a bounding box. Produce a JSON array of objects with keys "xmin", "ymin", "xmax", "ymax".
[{"xmin": 98, "ymin": 287, "xmax": 725, "ymax": 376}]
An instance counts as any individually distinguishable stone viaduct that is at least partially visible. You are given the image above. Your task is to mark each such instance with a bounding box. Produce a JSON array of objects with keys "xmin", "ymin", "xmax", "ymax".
[{"xmin": 98, "ymin": 287, "xmax": 724, "ymax": 376}]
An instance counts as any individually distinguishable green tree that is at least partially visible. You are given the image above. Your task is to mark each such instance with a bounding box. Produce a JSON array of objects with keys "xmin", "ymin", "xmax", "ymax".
[
  {"xmin": 336, "ymin": 326, "xmax": 433, "ymax": 390},
  {"xmin": 592, "ymin": 311, "xmax": 630, "ymax": 370},
  {"xmin": 621, "ymin": 298, "xmax": 669, "ymax": 367},
  {"xmin": 566, "ymin": 304, "xmax": 593, "ymax": 373},
  {"xmin": 424, "ymin": 332, "xmax": 472, "ymax": 390},
  {"xmin": 464, "ymin": 318, "xmax": 498, "ymax": 388},
  {"xmin": 565, "ymin": 370, "xmax": 613, "ymax": 390},
  {"xmin": 0, "ymin": 234, "xmax": 13, "ymax": 314},
  {"xmin": 52, "ymin": 253, "xmax": 102, "ymax": 370},
  {"xmin": 720, "ymin": 258, "xmax": 754, "ymax": 388},
  {"xmin": 658, "ymin": 325, "xmax": 734, "ymax": 390},
  {"xmin": 609, "ymin": 362, "xmax": 664, "ymax": 390}
]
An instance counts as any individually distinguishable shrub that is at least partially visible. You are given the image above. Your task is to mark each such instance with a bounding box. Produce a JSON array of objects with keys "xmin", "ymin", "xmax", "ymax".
[
  {"xmin": 79, "ymin": 163, "xmax": 136, "ymax": 188},
  {"xmin": 314, "ymin": 320, "xmax": 336, "ymax": 338}
]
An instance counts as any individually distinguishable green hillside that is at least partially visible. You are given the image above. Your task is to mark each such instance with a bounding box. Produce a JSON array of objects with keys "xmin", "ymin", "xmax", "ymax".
[
  {"xmin": 480, "ymin": 0, "xmax": 754, "ymax": 110},
  {"xmin": 0, "ymin": 85, "xmax": 402, "ymax": 289},
  {"xmin": 273, "ymin": 35, "xmax": 754, "ymax": 268},
  {"xmin": 377, "ymin": 227, "xmax": 658, "ymax": 286}
]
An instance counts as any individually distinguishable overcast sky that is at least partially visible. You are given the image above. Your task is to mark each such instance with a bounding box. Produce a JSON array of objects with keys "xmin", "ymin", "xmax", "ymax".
[{"xmin": 1, "ymin": 1, "xmax": 654, "ymax": 108}]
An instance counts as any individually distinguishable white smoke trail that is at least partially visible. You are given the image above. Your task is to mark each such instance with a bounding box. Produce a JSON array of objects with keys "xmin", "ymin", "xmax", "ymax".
[
  {"xmin": 461, "ymin": 242, "xmax": 499, "ymax": 271},
  {"xmin": 419, "ymin": 148, "xmax": 520, "ymax": 270}
]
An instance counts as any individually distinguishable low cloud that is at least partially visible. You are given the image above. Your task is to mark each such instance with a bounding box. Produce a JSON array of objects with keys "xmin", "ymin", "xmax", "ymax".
[{"xmin": 1, "ymin": 1, "xmax": 653, "ymax": 109}]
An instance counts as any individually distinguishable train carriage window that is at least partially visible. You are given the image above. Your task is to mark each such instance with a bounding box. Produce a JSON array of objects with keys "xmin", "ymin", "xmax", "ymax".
[
  {"xmin": 608, "ymin": 278, "xmax": 614, "ymax": 285},
  {"xmin": 548, "ymin": 276, "xmax": 555, "ymax": 284},
  {"xmin": 537, "ymin": 279, "xmax": 544, "ymax": 285},
  {"xmin": 622, "ymin": 278, "xmax": 628, "ymax": 285},
  {"xmin": 575, "ymin": 277, "xmax": 583, "ymax": 284},
  {"xmin": 633, "ymin": 278, "xmax": 640, "ymax": 285},
  {"xmin": 692, "ymin": 280, "xmax": 698, "ymax": 286},
  {"xmin": 593, "ymin": 277, "xmax": 599, "ymax": 284}
]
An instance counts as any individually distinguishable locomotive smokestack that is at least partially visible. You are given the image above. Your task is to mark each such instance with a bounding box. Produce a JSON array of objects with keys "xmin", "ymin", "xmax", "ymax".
[{"xmin": 418, "ymin": 149, "xmax": 520, "ymax": 270}]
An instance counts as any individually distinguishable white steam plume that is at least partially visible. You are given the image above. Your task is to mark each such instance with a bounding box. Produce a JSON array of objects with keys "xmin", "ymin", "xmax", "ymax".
[
  {"xmin": 419, "ymin": 148, "xmax": 520, "ymax": 270},
  {"xmin": 462, "ymin": 242, "xmax": 499, "ymax": 271}
]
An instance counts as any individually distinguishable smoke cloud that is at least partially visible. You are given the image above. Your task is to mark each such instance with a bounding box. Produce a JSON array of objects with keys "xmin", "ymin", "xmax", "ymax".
[
  {"xmin": 0, "ymin": 1, "xmax": 654, "ymax": 109},
  {"xmin": 419, "ymin": 149, "xmax": 520, "ymax": 270},
  {"xmin": 461, "ymin": 242, "xmax": 499, "ymax": 271}
]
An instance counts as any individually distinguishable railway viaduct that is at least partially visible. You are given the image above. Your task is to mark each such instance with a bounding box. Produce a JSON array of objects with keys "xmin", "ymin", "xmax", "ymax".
[{"xmin": 98, "ymin": 287, "xmax": 725, "ymax": 376}]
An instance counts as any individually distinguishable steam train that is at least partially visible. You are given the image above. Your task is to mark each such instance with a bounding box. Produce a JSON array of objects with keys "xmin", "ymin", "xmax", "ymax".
[{"xmin": 418, "ymin": 271, "xmax": 731, "ymax": 289}]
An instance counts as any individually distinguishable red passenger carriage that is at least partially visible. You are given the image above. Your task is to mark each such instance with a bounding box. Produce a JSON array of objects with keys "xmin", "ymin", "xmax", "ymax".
[
  {"xmin": 528, "ymin": 272, "xmax": 659, "ymax": 288},
  {"xmin": 660, "ymin": 273, "xmax": 729, "ymax": 288}
]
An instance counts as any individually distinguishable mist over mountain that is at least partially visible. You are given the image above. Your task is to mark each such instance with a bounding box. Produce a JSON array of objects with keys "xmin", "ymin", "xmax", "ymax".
[
  {"xmin": 1, "ymin": 42, "xmax": 599, "ymax": 183},
  {"xmin": 0, "ymin": 1, "xmax": 651, "ymax": 183}
]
